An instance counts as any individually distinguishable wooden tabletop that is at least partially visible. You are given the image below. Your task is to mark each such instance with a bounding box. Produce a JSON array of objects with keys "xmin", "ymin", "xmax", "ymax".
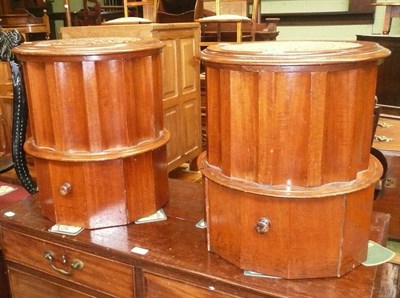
[{"xmin": 0, "ymin": 179, "xmax": 398, "ymax": 297}]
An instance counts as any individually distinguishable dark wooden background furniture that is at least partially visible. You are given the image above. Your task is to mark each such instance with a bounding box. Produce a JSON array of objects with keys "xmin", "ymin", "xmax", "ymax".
[
  {"xmin": 0, "ymin": 9, "xmax": 50, "ymax": 40},
  {"xmin": 372, "ymin": 116, "xmax": 400, "ymax": 240},
  {"xmin": 357, "ymin": 35, "xmax": 400, "ymax": 115},
  {"xmin": 157, "ymin": 0, "xmax": 196, "ymax": 23},
  {"xmin": 0, "ymin": 179, "xmax": 398, "ymax": 297}
]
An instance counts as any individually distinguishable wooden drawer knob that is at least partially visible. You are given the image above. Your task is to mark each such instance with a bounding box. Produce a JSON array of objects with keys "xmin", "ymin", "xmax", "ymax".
[
  {"xmin": 255, "ymin": 217, "xmax": 271, "ymax": 234},
  {"xmin": 58, "ymin": 182, "xmax": 72, "ymax": 196}
]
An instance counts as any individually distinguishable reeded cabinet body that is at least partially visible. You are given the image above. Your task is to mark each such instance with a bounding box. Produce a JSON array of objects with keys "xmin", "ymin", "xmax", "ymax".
[
  {"xmin": 13, "ymin": 37, "xmax": 170, "ymax": 229},
  {"xmin": 199, "ymin": 41, "xmax": 390, "ymax": 278},
  {"xmin": 60, "ymin": 23, "xmax": 202, "ymax": 172}
]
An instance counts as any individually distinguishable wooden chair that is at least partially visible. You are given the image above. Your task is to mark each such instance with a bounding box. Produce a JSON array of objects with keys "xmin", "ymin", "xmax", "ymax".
[
  {"xmin": 101, "ymin": 0, "xmax": 125, "ymax": 21},
  {"xmin": 123, "ymin": 0, "xmax": 159, "ymax": 21},
  {"xmin": 372, "ymin": 2, "xmax": 400, "ymax": 35},
  {"xmin": 195, "ymin": 0, "xmax": 259, "ymax": 44},
  {"xmin": 195, "ymin": 0, "xmax": 279, "ymax": 45},
  {"xmin": 72, "ymin": 0, "xmax": 102, "ymax": 26},
  {"xmin": 103, "ymin": 0, "xmax": 159, "ymax": 23},
  {"xmin": 157, "ymin": 0, "xmax": 196, "ymax": 23},
  {"xmin": 0, "ymin": 9, "xmax": 50, "ymax": 40}
]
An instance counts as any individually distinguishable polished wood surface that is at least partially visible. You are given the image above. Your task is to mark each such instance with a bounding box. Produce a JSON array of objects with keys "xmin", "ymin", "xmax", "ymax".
[
  {"xmin": 3, "ymin": 229, "xmax": 135, "ymax": 297},
  {"xmin": 13, "ymin": 38, "xmax": 169, "ymax": 229},
  {"xmin": 0, "ymin": 181, "xmax": 29, "ymax": 297},
  {"xmin": 200, "ymin": 41, "xmax": 389, "ymax": 186},
  {"xmin": 60, "ymin": 23, "xmax": 202, "ymax": 173},
  {"xmin": 0, "ymin": 179, "xmax": 398, "ymax": 297},
  {"xmin": 199, "ymin": 40, "xmax": 390, "ymax": 279}
]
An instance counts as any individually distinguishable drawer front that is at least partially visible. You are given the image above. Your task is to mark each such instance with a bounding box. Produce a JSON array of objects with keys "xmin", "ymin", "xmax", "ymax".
[
  {"xmin": 143, "ymin": 272, "xmax": 235, "ymax": 298},
  {"xmin": 8, "ymin": 267, "xmax": 96, "ymax": 298},
  {"xmin": 2, "ymin": 229, "xmax": 134, "ymax": 298}
]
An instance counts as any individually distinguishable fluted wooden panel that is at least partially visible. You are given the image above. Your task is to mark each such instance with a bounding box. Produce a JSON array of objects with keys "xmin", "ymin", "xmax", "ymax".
[
  {"xmin": 206, "ymin": 64, "xmax": 379, "ymax": 187},
  {"xmin": 23, "ymin": 56, "xmax": 163, "ymax": 156}
]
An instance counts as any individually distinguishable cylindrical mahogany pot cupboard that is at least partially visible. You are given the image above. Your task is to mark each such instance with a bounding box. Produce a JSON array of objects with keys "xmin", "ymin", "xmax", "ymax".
[
  {"xmin": 199, "ymin": 41, "xmax": 390, "ymax": 279},
  {"xmin": 13, "ymin": 37, "xmax": 170, "ymax": 229}
]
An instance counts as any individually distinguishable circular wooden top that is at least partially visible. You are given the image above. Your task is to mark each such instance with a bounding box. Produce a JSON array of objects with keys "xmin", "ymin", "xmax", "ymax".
[
  {"xmin": 13, "ymin": 37, "xmax": 164, "ymax": 61},
  {"xmin": 200, "ymin": 40, "xmax": 391, "ymax": 66}
]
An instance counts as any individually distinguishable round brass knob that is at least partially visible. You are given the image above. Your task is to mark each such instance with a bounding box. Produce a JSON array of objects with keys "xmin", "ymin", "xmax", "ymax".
[
  {"xmin": 255, "ymin": 217, "xmax": 271, "ymax": 234},
  {"xmin": 59, "ymin": 182, "xmax": 72, "ymax": 196}
]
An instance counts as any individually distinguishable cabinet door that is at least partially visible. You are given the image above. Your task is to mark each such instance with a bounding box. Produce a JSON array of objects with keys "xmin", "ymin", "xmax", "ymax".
[{"xmin": 160, "ymin": 27, "xmax": 201, "ymax": 171}]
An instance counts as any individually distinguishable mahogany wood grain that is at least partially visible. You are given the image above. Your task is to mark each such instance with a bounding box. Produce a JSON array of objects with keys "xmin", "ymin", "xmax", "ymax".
[
  {"xmin": 143, "ymin": 272, "xmax": 233, "ymax": 298},
  {"xmin": 202, "ymin": 42, "xmax": 389, "ymax": 187},
  {"xmin": 199, "ymin": 40, "xmax": 390, "ymax": 279},
  {"xmin": 0, "ymin": 250, "xmax": 10, "ymax": 298},
  {"xmin": 204, "ymin": 177, "xmax": 377, "ymax": 279},
  {"xmin": 60, "ymin": 23, "xmax": 202, "ymax": 173},
  {"xmin": 0, "ymin": 179, "xmax": 398, "ymax": 297},
  {"xmin": 8, "ymin": 267, "xmax": 100, "ymax": 298},
  {"xmin": 13, "ymin": 38, "xmax": 169, "ymax": 229},
  {"xmin": 2, "ymin": 228, "xmax": 134, "ymax": 297},
  {"xmin": 0, "ymin": 182, "xmax": 30, "ymax": 298}
]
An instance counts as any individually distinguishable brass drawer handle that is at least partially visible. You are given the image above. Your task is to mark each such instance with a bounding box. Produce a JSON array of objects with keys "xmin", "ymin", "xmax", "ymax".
[{"xmin": 44, "ymin": 251, "xmax": 84, "ymax": 275}]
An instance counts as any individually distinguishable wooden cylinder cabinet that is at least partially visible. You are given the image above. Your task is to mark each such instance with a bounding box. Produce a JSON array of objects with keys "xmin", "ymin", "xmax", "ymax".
[
  {"xmin": 13, "ymin": 37, "xmax": 170, "ymax": 229},
  {"xmin": 199, "ymin": 41, "xmax": 390, "ymax": 279}
]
